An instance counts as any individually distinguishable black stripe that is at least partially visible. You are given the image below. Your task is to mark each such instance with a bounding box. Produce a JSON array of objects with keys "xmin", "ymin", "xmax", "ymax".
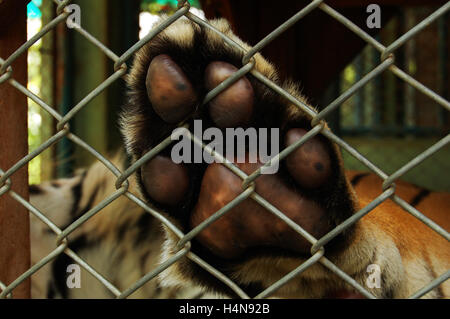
[
  {"xmin": 380, "ymin": 272, "xmax": 394, "ymax": 299},
  {"xmin": 69, "ymin": 171, "xmax": 87, "ymax": 218},
  {"xmin": 426, "ymin": 265, "xmax": 444, "ymax": 299},
  {"xmin": 76, "ymin": 183, "xmax": 101, "ymax": 217},
  {"xmin": 133, "ymin": 213, "xmax": 155, "ymax": 247},
  {"xmin": 49, "ymin": 235, "xmax": 90, "ymax": 298},
  {"xmin": 154, "ymin": 285, "xmax": 162, "ymax": 297},
  {"xmin": 116, "ymin": 219, "xmax": 132, "ymax": 242},
  {"xmin": 241, "ymin": 282, "xmax": 265, "ymax": 299},
  {"xmin": 190, "ymin": 291, "xmax": 206, "ymax": 299},
  {"xmin": 435, "ymin": 285, "xmax": 444, "ymax": 299},
  {"xmin": 51, "ymin": 182, "xmax": 61, "ymax": 188},
  {"xmin": 124, "ymin": 152, "xmax": 132, "ymax": 170},
  {"xmin": 29, "ymin": 184, "xmax": 43, "ymax": 195},
  {"xmin": 140, "ymin": 251, "xmax": 150, "ymax": 275},
  {"xmin": 409, "ymin": 189, "xmax": 430, "ymax": 207},
  {"xmin": 46, "ymin": 282, "xmax": 56, "ymax": 299},
  {"xmin": 350, "ymin": 173, "xmax": 370, "ymax": 186},
  {"xmin": 66, "ymin": 172, "xmax": 100, "ymax": 227}
]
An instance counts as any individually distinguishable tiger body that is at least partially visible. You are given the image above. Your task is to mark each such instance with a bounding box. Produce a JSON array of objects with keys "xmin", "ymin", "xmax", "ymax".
[
  {"xmin": 30, "ymin": 155, "xmax": 219, "ymax": 299},
  {"xmin": 30, "ymin": 154, "xmax": 450, "ymax": 298},
  {"xmin": 29, "ymin": 17, "xmax": 449, "ymax": 299}
]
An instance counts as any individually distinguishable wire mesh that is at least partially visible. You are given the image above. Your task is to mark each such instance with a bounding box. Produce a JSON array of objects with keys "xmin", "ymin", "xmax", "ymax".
[{"xmin": 0, "ymin": 0, "xmax": 449, "ymax": 299}]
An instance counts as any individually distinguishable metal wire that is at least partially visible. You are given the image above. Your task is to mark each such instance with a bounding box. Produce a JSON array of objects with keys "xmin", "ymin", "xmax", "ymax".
[{"xmin": 0, "ymin": 0, "xmax": 449, "ymax": 300}]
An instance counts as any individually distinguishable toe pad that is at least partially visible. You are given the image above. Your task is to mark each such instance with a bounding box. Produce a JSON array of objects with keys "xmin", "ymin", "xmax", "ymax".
[
  {"xmin": 146, "ymin": 54, "xmax": 198, "ymax": 123},
  {"xmin": 205, "ymin": 61, "xmax": 254, "ymax": 128}
]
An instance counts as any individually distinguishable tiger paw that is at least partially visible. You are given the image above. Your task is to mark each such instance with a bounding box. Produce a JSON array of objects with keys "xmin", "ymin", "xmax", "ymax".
[{"xmin": 121, "ymin": 17, "xmax": 358, "ymax": 297}]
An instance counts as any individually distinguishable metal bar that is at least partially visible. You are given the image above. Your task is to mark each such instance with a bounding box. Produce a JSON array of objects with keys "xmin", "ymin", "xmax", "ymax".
[
  {"xmin": 391, "ymin": 195, "xmax": 450, "ymax": 241},
  {"xmin": 382, "ymin": 134, "xmax": 450, "ymax": 188},
  {"xmin": 0, "ymin": 129, "xmax": 69, "ymax": 186},
  {"xmin": 255, "ymin": 248, "xmax": 324, "ymax": 299},
  {"xmin": 242, "ymin": 0, "xmax": 323, "ymax": 64},
  {"xmin": 408, "ymin": 270, "xmax": 450, "ymax": 299},
  {"xmin": 312, "ymin": 57, "xmax": 394, "ymax": 125},
  {"xmin": 390, "ymin": 65, "xmax": 450, "ymax": 112},
  {"xmin": 176, "ymin": 186, "xmax": 255, "ymax": 249},
  {"xmin": 0, "ymin": 242, "xmax": 67, "ymax": 299},
  {"xmin": 311, "ymin": 187, "xmax": 395, "ymax": 254},
  {"xmin": 0, "ymin": 13, "xmax": 68, "ymax": 74},
  {"xmin": 114, "ymin": 5, "xmax": 190, "ymax": 70},
  {"xmin": 115, "ymin": 133, "xmax": 180, "ymax": 189},
  {"xmin": 319, "ymin": 257, "xmax": 376, "ymax": 299},
  {"xmin": 322, "ymin": 129, "xmax": 388, "ymax": 180},
  {"xmin": 188, "ymin": 252, "xmax": 250, "ymax": 299},
  {"xmin": 319, "ymin": 3, "xmax": 385, "ymax": 52},
  {"xmin": 10, "ymin": 191, "xmax": 62, "ymax": 235},
  {"xmin": 65, "ymin": 248, "xmax": 122, "ymax": 297},
  {"xmin": 242, "ymin": 124, "xmax": 324, "ymax": 188},
  {"xmin": 0, "ymin": 3, "xmax": 30, "ymax": 298},
  {"xmin": 125, "ymin": 192, "xmax": 185, "ymax": 239},
  {"xmin": 0, "ymin": 0, "xmax": 449, "ymax": 301},
  {"xmin": 57, "ymin": 68, "xmax": 126, "ymax": 130},
  {"xmin": 382, "ymin": 2, "xmax": 450, "ymax": 59},
  {"xmin": 118, "ymin": 246, "xmax": 190, "ymax": 299},
  {"xmin": 203, "ymin": 61, "xmax": 255, "ymax": 105}
]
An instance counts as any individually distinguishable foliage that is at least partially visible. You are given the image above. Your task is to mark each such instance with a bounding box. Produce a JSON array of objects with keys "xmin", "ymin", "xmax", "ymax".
[{"xmin": 141, "ymin": 0, "xmax": 201, "ymax": 14}]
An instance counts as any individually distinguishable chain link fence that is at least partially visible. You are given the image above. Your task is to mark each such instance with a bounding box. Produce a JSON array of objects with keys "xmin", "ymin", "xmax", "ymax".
[{"xmin": 1, "ymin": 0, "xmax": 449, "ymax": 299}]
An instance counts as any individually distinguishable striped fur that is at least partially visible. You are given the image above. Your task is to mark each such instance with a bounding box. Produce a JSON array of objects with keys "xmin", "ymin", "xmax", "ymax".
[
  {"xmin": 29, "ymin": 159, "xmax": 450, "ymax": 298},
  {"xmin": 30, "ymin": 155, "xmax": 218, "ymax": 299}
]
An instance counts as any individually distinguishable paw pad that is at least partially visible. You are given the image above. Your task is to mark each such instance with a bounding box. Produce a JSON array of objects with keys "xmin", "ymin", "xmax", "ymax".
[
  {"xmin": 204, "ymin": 61, "xmax": 254, "ymax": 128},
  {"xmin": 146, "ymin": 54, "xmax": 198, "ymax": 123}
]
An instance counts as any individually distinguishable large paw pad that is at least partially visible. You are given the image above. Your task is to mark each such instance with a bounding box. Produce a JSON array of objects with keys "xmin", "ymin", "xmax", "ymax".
[{"xmin": 146, "ymin": 54, "xmax": 198, "ymax": 123}]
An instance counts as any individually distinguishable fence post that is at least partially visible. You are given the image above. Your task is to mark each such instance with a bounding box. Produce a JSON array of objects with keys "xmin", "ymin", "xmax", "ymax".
[{"xmin": 0, "ymin": 0, "xmax": 30, "ymax": 299}]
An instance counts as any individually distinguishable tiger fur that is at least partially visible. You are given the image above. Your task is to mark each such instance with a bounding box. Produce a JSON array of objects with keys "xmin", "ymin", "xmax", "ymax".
[{"xmin": 29, "ymin": 17, "xmax": 449, "ymax": 299}]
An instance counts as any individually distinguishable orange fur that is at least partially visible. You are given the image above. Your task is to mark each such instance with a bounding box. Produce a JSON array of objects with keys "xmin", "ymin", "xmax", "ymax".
[{"xmin": 346, "ymin": 171, "xmax": 450, "ymax": 232}]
